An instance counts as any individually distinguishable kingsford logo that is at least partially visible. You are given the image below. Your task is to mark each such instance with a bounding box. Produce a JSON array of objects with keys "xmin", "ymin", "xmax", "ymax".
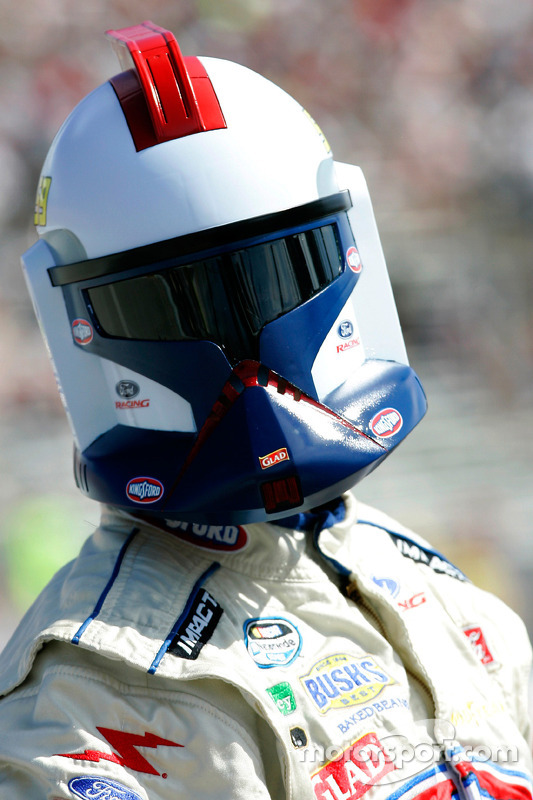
[
  {"xmin": 370, "ymin": 408, "xmax": 403, "ymax": 438},
  {"xmin": 126, "ymin": 477, "xmax": 164, "ymax": 503},
  {"xmin": 346, "ymin": 246, "xmax": 362, "ymax": 273},
  {"xmin": 259, "ymin": 447, "xmax": 289, "ymax": 470},
  {"xmin": 311, "ymin": 732, "xmax": 394, "ymax": 800},
  {"xmin": 71, "ymin": 318, "xmax": 93, "ymax": 345},
  {"xmin": 301, "ymin": 653, "xmax": 395, "ymax": 713}
]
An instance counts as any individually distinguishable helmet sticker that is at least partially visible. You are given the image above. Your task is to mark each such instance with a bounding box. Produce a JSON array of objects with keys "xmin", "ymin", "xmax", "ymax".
[
  {"xmin": 244, "ymin": 617, "xmax": 302, "ymax": 668},
  {"xmin": 370, "ymin": 408, "xmax": 403, "ymax": 438},
  {"xmin": 116, "ymin": 380, "xmax": 140, "ymax": 399},
  {"xmin": 259, "ymin": 447, "xmax": 290, "ymax": 470},
  {"xmin": 346, "ymin": 246, "xmax": 362, "ymax": 273},
  {"xmin": 338, "ymin": 320, "xmax": 354, "ymax": 339},
  {"xmin": 126, "ymin": 477, "xmax": 164, "ymax": 504},
  {"xmin": 34, "ymin": 175, "xmax": 52, "ymax": 226},
  {"xmin": 71, "ymin": 318, "xmax": 94, "ymax": 346}
]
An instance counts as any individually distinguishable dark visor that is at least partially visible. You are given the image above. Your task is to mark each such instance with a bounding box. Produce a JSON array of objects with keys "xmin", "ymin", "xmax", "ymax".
[{"xmin": 87, "ymin": 222, "xmax": 343, "ymax": 363}]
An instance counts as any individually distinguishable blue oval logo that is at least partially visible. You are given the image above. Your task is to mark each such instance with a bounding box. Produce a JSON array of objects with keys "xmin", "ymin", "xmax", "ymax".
[
  {"xmin": 338, "ymin": 320, "xmax": 354, "ymax": 339},
  {"xmin": 69, "ymin": 776, "xmax": 143, "ymax": 800}
]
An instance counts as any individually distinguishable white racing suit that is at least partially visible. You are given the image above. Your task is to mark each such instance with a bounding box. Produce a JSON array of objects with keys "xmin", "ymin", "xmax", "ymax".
[{"xmin": 0, "ymin": 492, "xmax": 531, "ymax": 800}]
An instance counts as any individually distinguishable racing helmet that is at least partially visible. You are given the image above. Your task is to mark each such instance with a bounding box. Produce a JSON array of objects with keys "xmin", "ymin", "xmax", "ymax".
[{"xmin": 24, "ymin": 21, "xmax": 426, "ymax": 525}]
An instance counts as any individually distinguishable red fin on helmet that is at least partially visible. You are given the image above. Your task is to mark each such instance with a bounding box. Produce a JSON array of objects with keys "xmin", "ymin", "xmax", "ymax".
[{"xmin": 106, "ymin": 20, "xmax": 226, "ymax": 150}]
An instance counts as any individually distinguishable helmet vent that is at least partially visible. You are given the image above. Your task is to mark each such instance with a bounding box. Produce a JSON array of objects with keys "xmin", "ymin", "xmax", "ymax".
[{"xmin": 107, "ymin": 21, "xmax": 226, "ymax": 150}]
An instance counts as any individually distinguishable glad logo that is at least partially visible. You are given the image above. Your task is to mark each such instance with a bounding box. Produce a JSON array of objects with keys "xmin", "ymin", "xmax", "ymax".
[
  {"xmin": 72, "ymin": 318, "xmax": 93, "ymax": 345},
  {"xmin": 126, "ymin": 477, "xmax": 164, "ymax": 504},
  {"xmin": 370, "ymin": 408, "xmax": 403, "ymax": 438},
  {"xmin": 259, "ymin": 447, "xmax": 289, "ymax": 470},
  {"xmin": 311, "ymin": 732, "xmax": 395, "ymax": 800}
]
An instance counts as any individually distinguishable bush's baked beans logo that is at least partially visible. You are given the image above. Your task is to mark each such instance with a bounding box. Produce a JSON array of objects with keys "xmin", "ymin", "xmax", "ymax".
[
  {"xmin": 126, "ymin": 477, "xmax": 164, "ymax": 504},
  {"xmin": 72, "ymin": 318, "xmax": 93, "ymax": 346},
  {"xmin": 301, "ymin": 653, "xmax": 395, "ymax": 713},
  {"xmin": 311, "ymin": 732, "xmax": 395, "ymax": 800},
  {"xmin": 259, "ymin": 447, "xmax": 289, "ymax": 470}
]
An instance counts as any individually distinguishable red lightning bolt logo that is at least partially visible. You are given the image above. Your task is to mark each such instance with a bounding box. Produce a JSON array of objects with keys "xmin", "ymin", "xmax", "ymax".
[{"xmin": 56, "ymin": 727, "xmax": 183, "ymax": 776}]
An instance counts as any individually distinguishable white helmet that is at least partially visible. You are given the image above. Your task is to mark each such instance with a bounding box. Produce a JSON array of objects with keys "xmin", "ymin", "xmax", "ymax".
[{"xmin": 24, "ymin": 21, "xmax": 426, "ymax": 524}]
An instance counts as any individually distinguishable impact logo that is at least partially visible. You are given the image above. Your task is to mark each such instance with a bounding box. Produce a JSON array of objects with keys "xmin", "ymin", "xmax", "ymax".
[
  {"xmin": 300, "ymin": 653, "xmax": 395, "ymax": 713},
  {"xmin": 168, "ymin": 588, "xmax": 223, "ymax": 660},
  {"xmin": 346, "ymin": 246, "xmax": 362, "ymax": 273},
  {"xmin": 370, "ymin": 408, "xmax": 403, "ymax": 438},
  {"xmin": 244, "ymin": 617, "xmax": 302, "ymax": 668},
  {"xmin": 259, "ymin": 447, "xmax": 289, "ymax": 470},
  {"xmin": 311, "ymin": 732, "xmax": 395, "ymax": 800},
  {"xmin": 126, "ymin": 477, "xmax": 164, "ymax": 504},
  {"xmin": 69, "ymin": 776, "xmax": 143, "ymax": 800},
  {"xmin": 72, "ymin": 318, "xmax": 93, "ymax": 346}
]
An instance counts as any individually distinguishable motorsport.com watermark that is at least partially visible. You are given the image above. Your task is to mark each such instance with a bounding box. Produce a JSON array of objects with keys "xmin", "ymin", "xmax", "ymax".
[{"xmin": 297, "ymin": 719, "xmax": 519, "ymax": 774}]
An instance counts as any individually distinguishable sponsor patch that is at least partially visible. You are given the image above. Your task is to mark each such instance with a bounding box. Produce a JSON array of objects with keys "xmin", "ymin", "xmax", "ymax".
[
  {"xmin": 311, "ymin": 732, "xmax": 395, "ymax": 800},
  {"xmin": 126, "ymin": 477, "xmax": 164, "ymax": 504},
  {"xmin": 161, "ymin": 519, "xmax": 249, "ymax": 552},
  {"xmin": 388, "ymin": 533, "xmax": 468, "ymax": 582},
  {"xmin": 346, "ymin": 246, "xmax": 362, "ymax": 273},
  {"xmin": 291, "ymin": 727, "xmax": 308, "ymax": 748},
  {"xmin": 69, "ymin": 776, "xmax": 143, "ymax": 800},
  {"xmin": 34, "ymin": 175, "xmax": 52, "ymax": 226},
  {"xmin": 338, "ymin": 696, "xmax": 409, "ymax": 734},
  {"xmin": 259, "ymin": 447, "xmax": 290, "ymax": 470},
  {"xmin": 370, "ymin": 408, "xmax": 403, "ymax": 438},
  {"xmin": 72, "ymin": 318, "xmax": 93, "ymax": 346},
  {"xmin": 267, "ymin": 681, "xmax": 297, "ymax": 715},
  {"xmin": 372, "ymin": 576, "xmax": 400, "ymax": 598},
  {"xmin": 58, "ymin": 728, "xmax": 183, "ymax": 776},
  {"xmin": 301, "ymin": 653, "xmax": 395, "ymax": 713},
  {"xmin": 463, "ymin": 626, "xmax": 495, "ymax": 665},
  {"xmin": 244, "ymin": 617, "xmax": 302, "ymax": 668},
  {"xmin": 398, "ymin": 592, "xmax": 427, "ymax": 611},
  {"xmin": 168, "ymin": 588, "xmax": 223, "ymax": 660}
]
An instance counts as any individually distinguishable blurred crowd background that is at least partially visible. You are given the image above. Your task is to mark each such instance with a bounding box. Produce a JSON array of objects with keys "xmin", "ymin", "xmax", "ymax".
[{"xmin": 0, "ymin": 0, "xmax": 532, "ymax": 652}]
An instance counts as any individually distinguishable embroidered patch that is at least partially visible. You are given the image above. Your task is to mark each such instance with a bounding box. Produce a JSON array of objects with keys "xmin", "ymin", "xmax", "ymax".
[
  {"xmin": 159, "ymin": 519, "xmax": 249, "ymax": 552},
  {"xmin": 69, "ymin": 777, "xmax": 143, "ymax": 800},
  {"xmin": 244, "ymin": 617, "xmax": 301, "ymax": 668},
  {"xmin": 463, "ymin": 626, "xmax": 495, "ymax": 665},
  {"xmin": 311, "ymin": 732, "xmax": 395, "ymax": 800},
  {"xmin": 58, "ymin": 728, "xmax": 183, "ymax": 776},
  {"xmin": 267, "ymin": 682, "xmax": 297, "ymax": 715},
  {"xmin": 300, "ymin": 653, "xmax": 395, "ymax": 713},
  {"xmin": 168, "ymin": 588, "xmax": 223, "ymax": 660}
]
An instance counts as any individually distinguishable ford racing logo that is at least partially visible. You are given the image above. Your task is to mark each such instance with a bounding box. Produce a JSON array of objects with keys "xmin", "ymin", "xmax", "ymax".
[
  {"xmin": 126, "ymin": 477, "xmax": 164, "ymax": 504},
  {"xmin": 69, "ymin": 776, "xmax": 142, "ymax": 800}
]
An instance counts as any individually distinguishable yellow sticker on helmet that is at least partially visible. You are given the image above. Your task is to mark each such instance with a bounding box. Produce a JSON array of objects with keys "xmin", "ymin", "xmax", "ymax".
[{"xmin": 34, "ymin": 176, "xmax": 52, "ymax": 227}]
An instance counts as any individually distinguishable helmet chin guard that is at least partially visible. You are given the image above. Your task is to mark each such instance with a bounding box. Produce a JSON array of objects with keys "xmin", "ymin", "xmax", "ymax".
[{"xmin": 24, "ymin": 21, "xmax": 426, "ymax": 524}]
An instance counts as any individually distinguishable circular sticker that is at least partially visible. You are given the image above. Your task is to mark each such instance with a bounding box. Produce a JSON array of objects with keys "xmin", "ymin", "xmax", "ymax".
[
  {"xmin": 116, "ymin": 380, "xmax": 140, "ymax": 399},
  {"xmin": 370, "ymin": 408, "xmax": 403, "ymax": 438},
  {"xmin": 338, "ymin": 320, "xmax": 354, "ymax": 339},
  {"xmin": 71, "ymin": 318, "xmax": 93, "ymax": 345},
  {"xmin": 126, "ymin": 477, "xmax": 164, "ymax": 504},
  {"xmin": 346, "ymin": 246, "xmax": 362, "ymax": 273},
  {"xmin": 244, "ymin": 617, "xmax": 302, "ymax": 668}
]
